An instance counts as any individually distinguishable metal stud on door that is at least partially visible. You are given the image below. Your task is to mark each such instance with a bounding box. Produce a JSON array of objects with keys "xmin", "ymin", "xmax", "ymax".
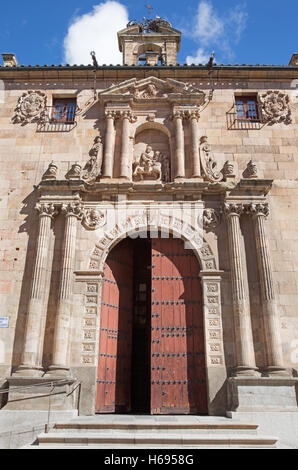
[
  {"xmin": 151, "ymin": 236, "xmax": 207, "ymax": 415},
  {"xmin": 96, "ymin": 239, "xmax": 133, "ymax": 413}
]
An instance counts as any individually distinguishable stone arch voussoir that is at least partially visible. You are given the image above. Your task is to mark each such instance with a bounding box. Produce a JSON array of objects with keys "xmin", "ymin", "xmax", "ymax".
[{"xmin": 88, "ymin": 214, "xmax": 217, "ymax": 273}]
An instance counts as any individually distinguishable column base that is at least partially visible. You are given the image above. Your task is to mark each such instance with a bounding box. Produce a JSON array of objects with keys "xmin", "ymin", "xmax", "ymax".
[
  {"xmin": 12, "ymin": 365, "xmax": 44, "ymax": 377},
  {"xmin": 262, "ymin": 366, "xmax": 292, "ymax": 377},
  {"xmin": 232, "ymin": 366, "xmax": 261, "ymax": 377},
  {"xmin": 44, "ymin": 365, "xmax": 72, "ymax": 378}
]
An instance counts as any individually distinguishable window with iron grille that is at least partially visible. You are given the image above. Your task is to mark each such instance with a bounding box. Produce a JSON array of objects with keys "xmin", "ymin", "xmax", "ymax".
[
  {"xmin": 235, "ymin": 96, "xmax": 259, "ymax": 121},
  {"xmin": 51, "ymin": 98, "xmax": 76, "ymax": 123}
]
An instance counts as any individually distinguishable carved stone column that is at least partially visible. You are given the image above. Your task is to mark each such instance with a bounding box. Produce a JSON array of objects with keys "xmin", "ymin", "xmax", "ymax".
[
  {"xmin": 102, "ymin": 110, "xmax": 116, "ymax": 178},
  {"xmin": 120, "ymin": 110, "xmax": 136, "ymax": 179},
  {"xmin": 189, "ymin": 110, "xmax": 201, "ymax": 178},
  {"xmin": 14, "ymin": 203, "xmax": 58, "ymax": 376},
  {"xmin": 224, "ymin": 203, "xmax": 259, "ymax": 376},
  {"xmin": 173, "ymin": 111, "xmax": 185, "ymax": 179},
  {"xmin": 46, "ymin": 201, "xmax": 83, "ymax": 376},
  {"xmin": 248, "ymin": 203, "xmax": 289, "ymax": 376}
]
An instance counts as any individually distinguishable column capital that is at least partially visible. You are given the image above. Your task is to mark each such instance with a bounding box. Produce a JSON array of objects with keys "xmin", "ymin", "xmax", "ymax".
[
  {"xmin": 62, "ymin": 201, "xmax": 83, "ymax": 220},
  {"xmin": 223, "ymin": 202, "xmax": 245, "ymax": 218},
  {"xmin": 246, "ymin": 202, "xmax": 270, "ymax": 218},
  {"xmin": 172, "ymin": 110, "xmax": 184, "ymax": 120},
  {"xmin": 104, "ymin": 109, "xmax": 117, "ymax": 119},
  {"xmin": 185, "ymin": 109, "xmax": 201, "ymax": 121},
  {"xmin": 118, "ymin": 110, "xmax": 137, "ymax": 123},
  {"xmin": 35, "ymin": 202, "xmax": 59, "ymax": 219}
]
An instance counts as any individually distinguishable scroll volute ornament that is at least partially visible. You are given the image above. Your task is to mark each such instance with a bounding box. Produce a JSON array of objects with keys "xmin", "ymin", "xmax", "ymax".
[
  {"xmin": 12, "ymin": 90, "xmax": 47, "ymax": 125},
  {"xmin": 199, "ymin": 136, "xmax": 223, "ymax": 183},
  {"xmin": 259, "ymin": 90, "xmax": 292, "ymax": 125}
]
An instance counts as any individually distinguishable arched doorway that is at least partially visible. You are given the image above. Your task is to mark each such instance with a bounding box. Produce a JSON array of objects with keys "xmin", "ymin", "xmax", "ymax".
[{"xmin": 95, "ymin": 234, "xmax": 208, "ymax": 415}]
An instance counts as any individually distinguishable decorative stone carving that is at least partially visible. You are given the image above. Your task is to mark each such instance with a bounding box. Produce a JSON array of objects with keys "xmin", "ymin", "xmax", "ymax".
[
  {"xmin": 259, "ymin": 90, "xmax": 292, "ymax": 125},
  {"xmin": 244, "ymin": 160, "xmax": 258, "ymax": 179},
  {"xmin": 222, "ymin": 161, "xmax": 236, "ymax": 180},
  {"xmin": 133, "ymin": 83, "xmax": 167, "ymax": 99},
  {"xmin": 42, "ymin": 162, "xmax": 58, "ymax": 181},
  {"xmin": 65, "ymin": 163, "xmax": 82, "ymax": 180},
  {"xmin": 133, "ymin": 145, "xmax": 162, "ymax": 182},
  {"xmin": 12, "ymin": 90, "xmax": 47, "ymax": 125},
  {"xmin": 203, "ymin": 208, "xmax": 221, "ymax": 229},
  {"xmin": 246, "ymin": 202, "xmax": 269, "ymax": 218},
  {"xmin": 35, "ymin": 202, "xmax": 58, "ymax": 218},
  {"xmin": 82, "ymin": 209, "xmax": 106, "ymax": 230},
  {"xmin": 223, "ymin": 202, "xmax": 244, "ymax": 217},
  {"xmin": 199, "ymin": 136, "xmax": 223, "ymax": 183},
  {"xmin": 81, "ymin": 135, "xmax": 103, "ymax": 183},
  {"xmin": 62, "ymin": 201, "xmax": 83, "ymax": 220}
]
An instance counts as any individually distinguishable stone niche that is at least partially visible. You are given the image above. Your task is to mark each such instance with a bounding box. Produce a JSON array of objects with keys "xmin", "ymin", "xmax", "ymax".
[{"xmin": 133, "ymin": 125, "xmax": 171, "ymax": 182}]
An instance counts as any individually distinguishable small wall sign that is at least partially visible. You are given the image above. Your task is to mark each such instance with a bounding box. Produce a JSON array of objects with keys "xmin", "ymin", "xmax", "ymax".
[{"xmin": 0, "ymin": 317, "xmax": 9, "ymax": 328}]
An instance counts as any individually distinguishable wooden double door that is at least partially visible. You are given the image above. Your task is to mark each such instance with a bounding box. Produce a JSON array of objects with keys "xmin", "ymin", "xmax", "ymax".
[{"xmin": 95, "ymin": 235, "xmax": 207, "ymax": 415}]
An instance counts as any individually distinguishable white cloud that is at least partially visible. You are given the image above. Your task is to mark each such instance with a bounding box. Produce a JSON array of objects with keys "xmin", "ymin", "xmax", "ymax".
[
  {"xmin": 186, "ymin": 48, "xmax": 210, "ymax": 65},
  {"xmin": 186, "ymin": 1, "xmax": 248, "ymax": 64},
  {"xmin": 63, "ymin": 1, "xmax": 129, "ymax": 65}
]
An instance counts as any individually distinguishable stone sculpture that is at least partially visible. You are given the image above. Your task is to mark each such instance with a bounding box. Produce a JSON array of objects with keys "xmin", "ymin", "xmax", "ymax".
[{"xmin": 199, "ymin": 136, "xmax": 223, "ymax": 183}]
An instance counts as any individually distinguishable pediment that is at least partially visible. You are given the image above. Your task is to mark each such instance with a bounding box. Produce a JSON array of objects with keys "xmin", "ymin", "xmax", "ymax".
[{"xmin": 98, "ymin": 77, "xmax": 206, "ymax": 106}]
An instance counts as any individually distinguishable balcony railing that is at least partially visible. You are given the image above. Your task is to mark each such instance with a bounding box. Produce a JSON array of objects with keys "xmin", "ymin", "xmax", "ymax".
[
  {"xmin": 37, "ymin": 105, "xmax": 79, "ymax": 132},
  {"xmin": 226, "ymin": 104, "xmax": 264, "ymax": 130}
]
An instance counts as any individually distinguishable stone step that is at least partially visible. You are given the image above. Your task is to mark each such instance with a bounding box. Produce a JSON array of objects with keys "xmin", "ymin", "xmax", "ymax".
[
  {"xmin": 54, "ymin": 421, "xmax": 259, "ymax": 434},
  {"xmin": 31, "ymin": 432, "xmax": 278, "ymax": 448}
]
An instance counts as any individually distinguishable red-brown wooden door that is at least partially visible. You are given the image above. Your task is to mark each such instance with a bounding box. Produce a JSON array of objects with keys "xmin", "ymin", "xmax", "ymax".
[
  {"xmin": 95, "ymin": 239, "xmax": 134, "ymax": 413},
  {"xmin": 151, "ymin": 236, "xmax": 207, "ymax": 414}
]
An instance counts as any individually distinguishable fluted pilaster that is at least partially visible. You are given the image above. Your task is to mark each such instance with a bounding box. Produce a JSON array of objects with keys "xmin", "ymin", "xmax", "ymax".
[
  {"xmin": 14, "ymin": 203, "xmax": 58, "ymax": 376},
  {"xmin": 189, "ymin": 111, "xmax": 201, "ymax": 178},
  {"xmin": 248, "ymin": 203, "xmax": 289, "ymax": 376},
  {"xmin": 120, "ymin": 110, "xmax": 136, "ymax": 179},
  {"xmin": 173, "ymin": 111, "xmax": 185, "ymax": 179},
  {"xmin": 102, "ymin": 110, "xmax": 116, "ymax": 178},
  {"xmin": 46, "ymin": 201, "xmax": 83, "ymax": 376},
  {"xmin": 224, "ymin": 203, "xmax": 259, "ymax": 376}
]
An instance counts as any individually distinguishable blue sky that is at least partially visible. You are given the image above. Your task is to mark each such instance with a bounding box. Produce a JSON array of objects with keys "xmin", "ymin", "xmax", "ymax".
[{"xmin": 0, "ymin": 0, "xmax": 297, "ymax": 66}]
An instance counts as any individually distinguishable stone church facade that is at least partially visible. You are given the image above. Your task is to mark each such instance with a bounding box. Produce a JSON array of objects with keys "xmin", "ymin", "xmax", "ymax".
[{"xmin": 0, "ymin": 17, "xmax": 298, "ymax": 446}]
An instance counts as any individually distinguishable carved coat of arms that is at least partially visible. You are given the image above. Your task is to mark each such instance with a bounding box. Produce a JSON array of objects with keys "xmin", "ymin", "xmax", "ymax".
[
  {"xmin": 259, "ymin": 91, "xmax": 292, "ymax": 125},
  {"xmin": 13, "ymin": 90, "xmax": 47, "ymax": 124}
]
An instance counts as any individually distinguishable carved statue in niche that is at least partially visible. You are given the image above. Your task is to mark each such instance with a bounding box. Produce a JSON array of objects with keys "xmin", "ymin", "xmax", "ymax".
[
  {"xmin": 81, "ymin": 134, "xmax": 103, "ymax": 183},
  {"xmin": 199, "ymin": 136, "xmax": 223, "ymax": 183},
  {"xmin": 133, "ymin": 145, "xmax": 170, "ymax": 182},
  {"xmin": 12, "ymin": 90, "xmax": 47, "ymax": 125}
]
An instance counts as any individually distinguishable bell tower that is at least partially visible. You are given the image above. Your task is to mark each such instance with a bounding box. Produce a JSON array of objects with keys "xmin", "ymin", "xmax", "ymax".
[{"xmin": 117, "ymin": 16, "xmax": 181, "ymax": 66}]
